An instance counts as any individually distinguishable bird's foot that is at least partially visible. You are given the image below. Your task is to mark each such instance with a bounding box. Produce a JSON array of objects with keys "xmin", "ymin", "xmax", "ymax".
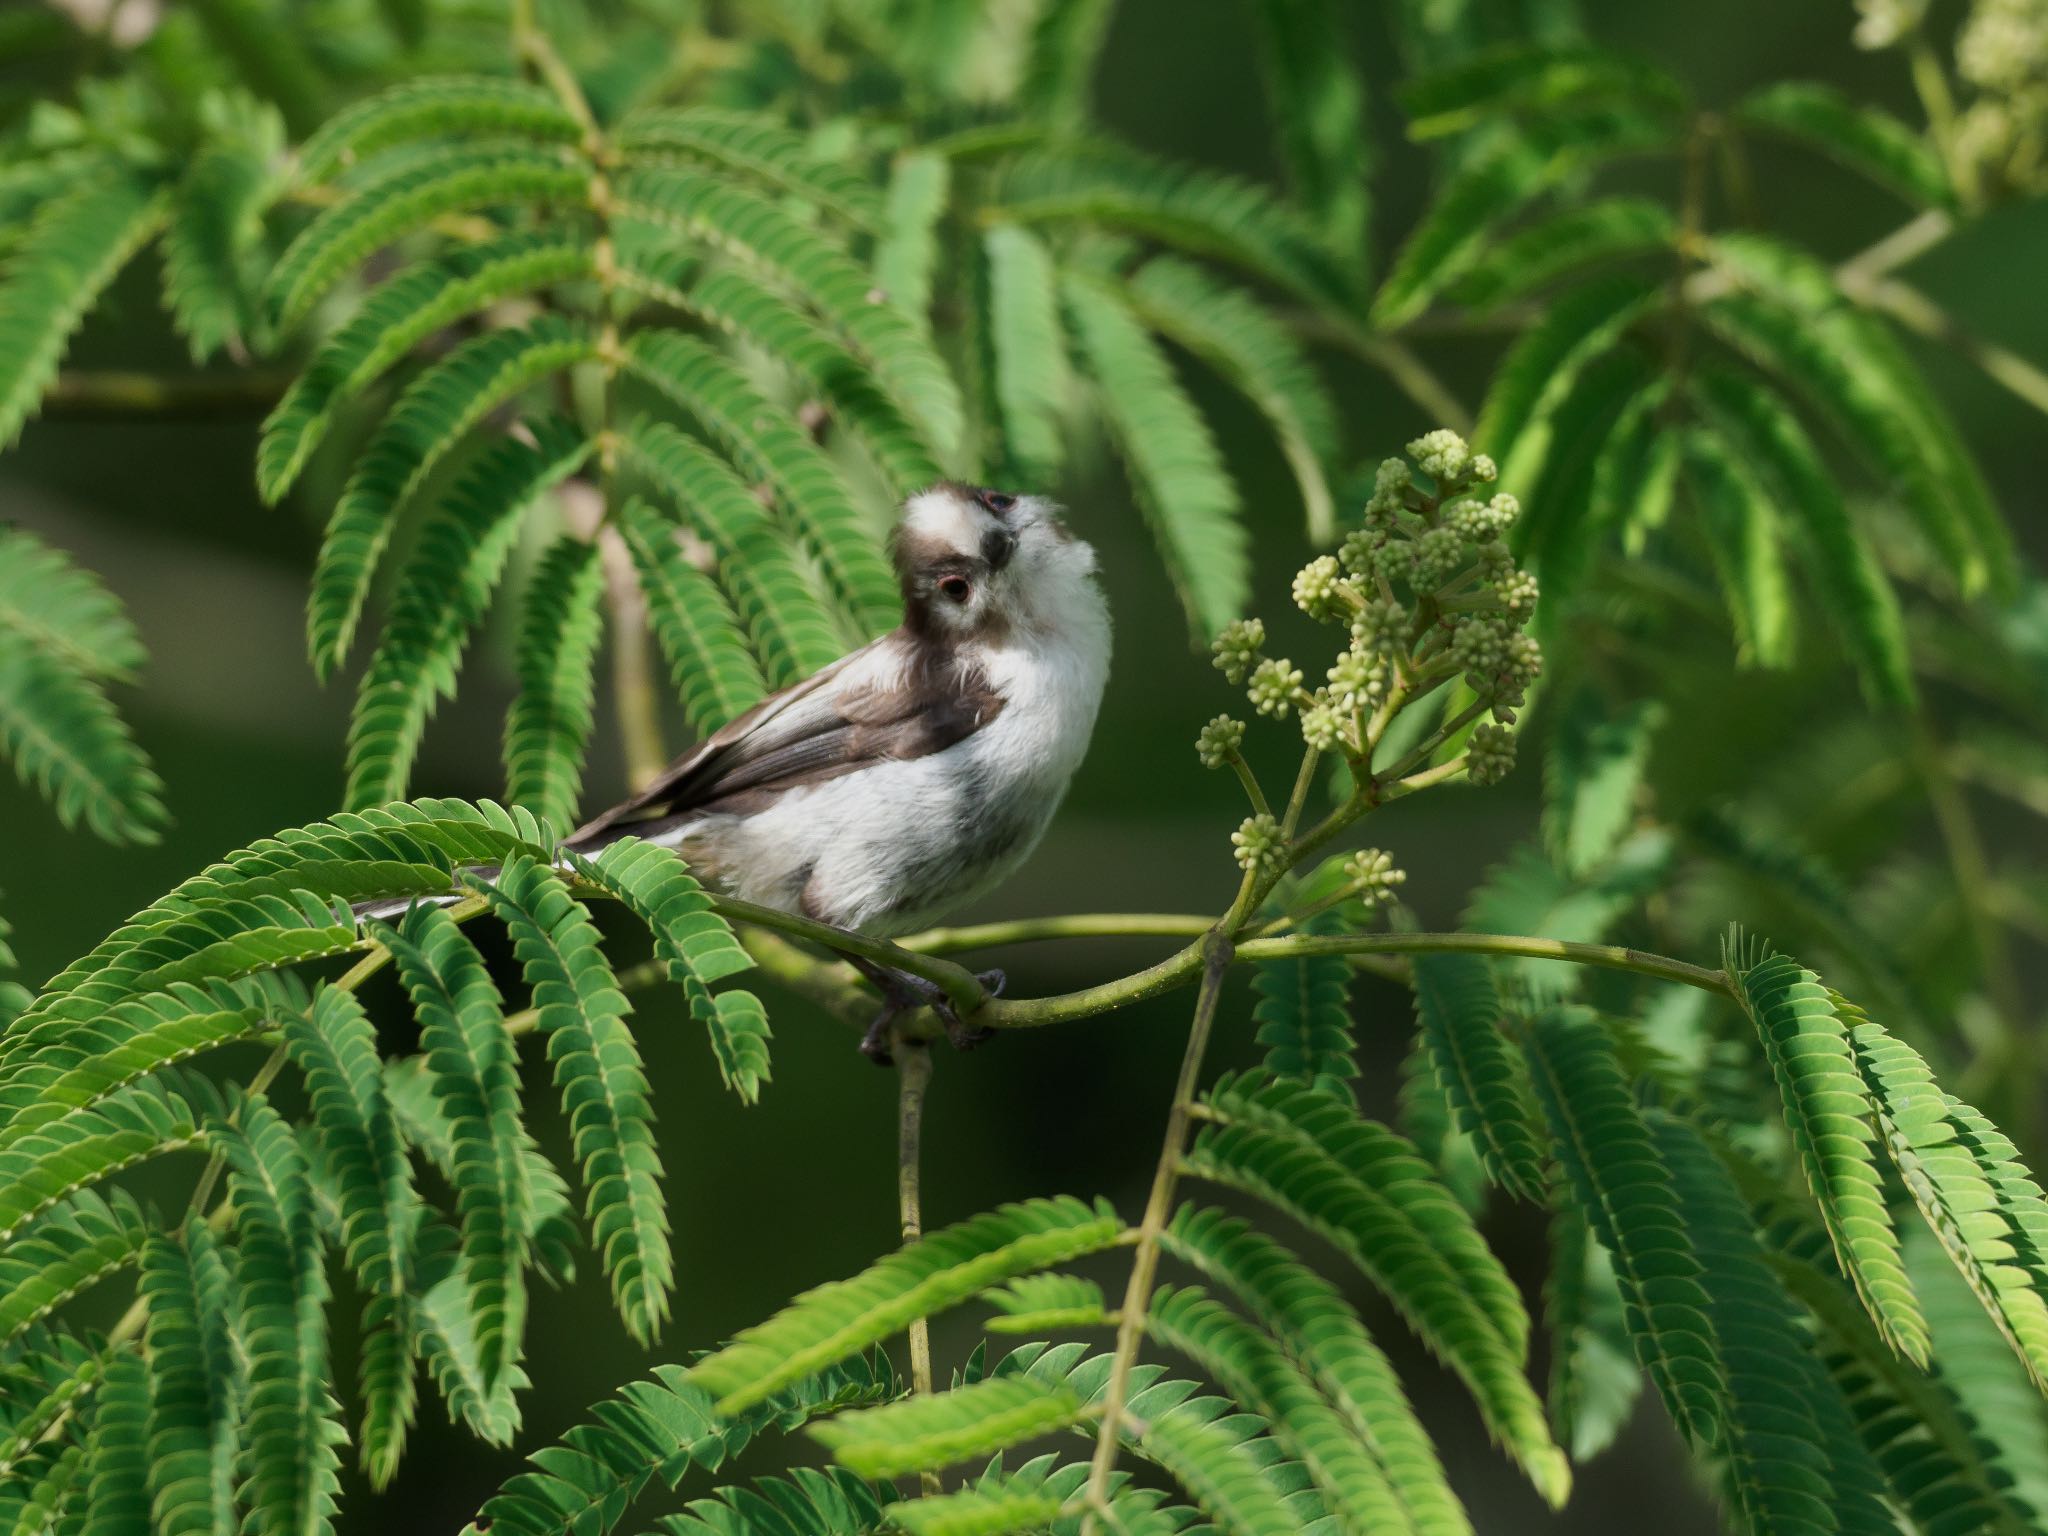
[
  {"xmin": 852, "ymin": 965, "xmax": 1004, "ymax": 1065},
  {"xmin": 937, "ymin": 969, "xmax": 1005, "ymax": 1052}
]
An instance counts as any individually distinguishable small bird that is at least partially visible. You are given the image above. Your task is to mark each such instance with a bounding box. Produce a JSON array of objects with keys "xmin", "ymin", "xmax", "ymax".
[{"xmin": 546, "ymin": 483, "xmax": 1109, "ymax": 1060}]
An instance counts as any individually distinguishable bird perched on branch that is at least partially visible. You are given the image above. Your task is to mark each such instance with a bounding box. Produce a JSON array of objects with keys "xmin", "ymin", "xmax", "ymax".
[{"xmin": 455, "ymin": 483, "xmax": 1109, "ymax": 1061}]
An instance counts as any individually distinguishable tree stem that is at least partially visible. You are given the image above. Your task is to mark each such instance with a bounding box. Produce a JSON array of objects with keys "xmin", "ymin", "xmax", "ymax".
[
  {"xmin": 977, "ymin": 928, "xmax": 1728, "ymax": 1030},
  {"xmin": 42, "ymin": 369, "xmax": 293, "ymax": 420},
  {"xmin": 1080, "ymin": 932, "xmax": 1234, "ymax": 1528},
  {"xmin": 899, "ymin": 913, "xmax": 1217, "ymax": 953},
  {"xmin": 896, "ymin": 1043, "xmax": 942, "ymax": 1496}
]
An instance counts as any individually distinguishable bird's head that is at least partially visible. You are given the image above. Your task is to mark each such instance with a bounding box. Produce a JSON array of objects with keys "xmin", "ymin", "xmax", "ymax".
[{"xmin": 892, "ymin": 483, "xmax": 1097, "ymax": 641}]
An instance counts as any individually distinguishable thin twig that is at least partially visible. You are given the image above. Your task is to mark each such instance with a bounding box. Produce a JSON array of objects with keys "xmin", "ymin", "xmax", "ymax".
[
  {"xmin": 42, "ymin": 370, "xmax": 293, "ymax": 420},
  {"xmin": 1836, "ymin": 268, "xmax": 2048, "ymax": 418},
  {"xmin": 977, "ymin": 927, "xmax": 1730, "ymax": 1030},
  {"xmin": 899, "ymin": 914, "xmax": 1217, "ymax": 953},
  {"xmin": 896, "ymin": 1043, "xmax": 942, "ymax": 1497},
  {"xmin": 1079, "ymin": 932, "xmax": 1234, "ymax": 1529}
]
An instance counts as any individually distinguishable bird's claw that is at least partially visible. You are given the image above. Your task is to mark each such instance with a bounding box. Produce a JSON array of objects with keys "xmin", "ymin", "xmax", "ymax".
[{"xmin": 854, "ymin": 966, "xmax": 1005, "ymax": 1066}]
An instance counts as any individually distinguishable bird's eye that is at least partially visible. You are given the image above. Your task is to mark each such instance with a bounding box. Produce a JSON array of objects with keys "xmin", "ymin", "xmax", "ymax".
[
  {"xmin": 977, "ymin": 490, "xmax": 1017, "ymax": 515},
  {"xmin": 938, "ymin": 575, "xmax": 973, "ymax": 604}
]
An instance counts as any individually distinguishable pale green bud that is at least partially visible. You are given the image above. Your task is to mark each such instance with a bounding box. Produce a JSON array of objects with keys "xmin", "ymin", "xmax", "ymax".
[{"xmin": 1196, "ymin": 714, "xmax": 1246, "ymax": 769}]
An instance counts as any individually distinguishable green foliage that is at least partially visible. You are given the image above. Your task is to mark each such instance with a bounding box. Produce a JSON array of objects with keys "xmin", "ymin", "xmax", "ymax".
[
  {"xmin": 1063, "ymin": 270, "xmax": 1249, "ymax": 636},
  {"xmin": 0, "ymin": 527, "xmax": 165, "ymax": 844},
  {"xmin": 1409, "ymin": 952, "xmax": 1546, "ymax": 1201},
  {"xmin": 1522, "ymin": 1010, "xmax": 1723, "ymax": 1447},
  {"xmin": 0, "ymin": 171, "xmax": 165, "ymax": 451},
  {"xmin": 5, "ymin": 7, "xmax": 2048, "ymax": 1536},
  {"xmin": 1723, "ymin": 940, "xmax": 1927, "ymax": 1365},
  {"xmin": 808, "ymin": 1374, "xmax": 1085, "ymax": 1479},
  {"xmin": 690, "ymin": 1197, "xmax": 1126, "ymax": 1414},
  {"xmin": 471, "ymin": 855, "xmax": 670, "ymax": 1344}
]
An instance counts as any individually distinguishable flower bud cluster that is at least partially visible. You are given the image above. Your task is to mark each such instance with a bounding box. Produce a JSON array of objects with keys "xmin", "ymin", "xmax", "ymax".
[
  {"xmin": 1345, "ymin": 848, "xmax": 1407, "ymax": 907},
  {"xmin": 1231, "ymin": 814, "xmax": 1286, "ymax": 875},
  {"xmin": 1467, "ymin": 722, "xmax": 1518, "ymax": 786},
  {"xmin": 1198, "ymin": 428, "xmax": 1540, "ymax": 833},
  {"xmin": 1195, "ymin": 715, "xmax": 1245, "ymax": 769},
  {"xmin": 1858, "ymin": 0, "xmax": 2048, "ymax": 202}
]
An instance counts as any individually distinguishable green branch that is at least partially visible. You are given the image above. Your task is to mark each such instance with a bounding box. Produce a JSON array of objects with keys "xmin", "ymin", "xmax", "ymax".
[
  {"xmin": 1081, "ymin": 932, "xmax": 1234, "ymax": 1527},
  {"xmin": 976, "ymin": 928, "xmax": 1728, "ymax": 1031},
  {"xmin": 42, "ymin": 369, "xmax": 293, "ymax": 420},
  {"xmin": 898, "ymin": 913, "xmax": 1217, "ymax": 953}
]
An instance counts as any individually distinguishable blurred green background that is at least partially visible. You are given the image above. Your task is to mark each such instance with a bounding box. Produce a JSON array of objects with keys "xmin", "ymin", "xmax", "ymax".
[{"xmin": 3, "ymin": 1, "xmax": 2045, "ymax": 1529}]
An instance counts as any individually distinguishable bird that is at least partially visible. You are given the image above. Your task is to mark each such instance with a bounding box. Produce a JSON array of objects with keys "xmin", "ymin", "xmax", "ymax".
[{"xmin": 366, "ymin": 483, "xmax": 1112, "ymax": 1063}]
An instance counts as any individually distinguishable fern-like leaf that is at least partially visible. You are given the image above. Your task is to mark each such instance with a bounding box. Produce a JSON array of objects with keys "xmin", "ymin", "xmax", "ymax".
[
  {"xmin": 0, "ymin": 1076, "xmax": 208, "ymax": 1245},
  {"xmin": 1703, "ymin": 234, "xmax": 2015, "ymax": 599},
  {"xmin": 266, "ymin": 145, "xmax": 589, "ymax": 334},
  {"xmin": 1652, "ymin": 1113, "xmax": 1891, "ymax": 1536},
  {"xmin": 1691, "ymin": 366, "xmax": 1913, "ymax": 708},
  {"xmin": 643, "ymin": 263, "xmax": 942, "ymax": 495},
  {"xmin": 1409, "ymin": 953, "xmax": 1546, "ymax": 1201},
  {"xmin": 1399, "ymin": 45, "xmax": 1687, "ymax": 138},
  {"xmin": 0, "ymin": 1189, "xmax": 149, "ymax": 1354},
  {"xmin": 283, "ymin": 984, "xmax": 417, "ymax": 1486},
  {"xmin": 142, "ymin": 1221, "xmax": 240, "ymax": 1536},
  {"xmin": 1374, "ymin": 114, "xmax": 1669, "ymax": 328},
  {"xmin": 0, "ymin": 168, "xmax": 165, "ymax": 450},
  {"xmin": 809, "ymin": 1374, "xmax": 1085, "ymax": 1479},
  {"xmin": 616, "ymin": 164, "xmax": 963, "ymax": 457},
  {"xmin": 620, "ymin": 416, "xmax": 850, "ymax": 685},
  {"xmin": 1541, "ymin": 1204, "xmax": 1641, "ymax": 1461},
  {"xmin": 1249, "ymin": 912, "xmax": 1358, "ymax": 1101},
  {"xmin": 1682, "ymin": 425, "xmax": 1795, "ymax": 669},
  {"xmin": 1161, "ymin": 1205, "xmax": 1469, "ymax": 1536},
  {"xmin": 1732, "ymin": 81, "xmax": 1952, "ymax": 209},
  {"xmin": 1249, "ymin": 0, "xmax": 1370, "ymax": 253},
  {"xmin": 1124, "ymin": 255, "xmax": 1339, "ymax": 544},
  {"xmin": 875, "ymin": 149, "xmax": 949, "ymax": 327},
  {"xmin": 220, "ymin": 1096, "xmax": 344, "ymax": 1536},
  {"xmin": 294, "ymin": 78, "xmax": 584, "ymax": 183},
  {"xmin": 1520, "ymin": 1008, "xmax": 1723, "ymax": 1446},
  {"xmin": 1846, "ymin": 1004, "xmax": 2048, "ymax": 1392},
  {"xmin": 1186, "ymin": 1071, "xmax": 1567, "ymax": 1505},
  {"xmin": 472, "ymin": 854, "xmax": 671, "ymax": 1342},
  {"xmin": 79, "ymin": 1350, "xmax": 150, "ymax": 1536},
  {"xmin": 307, "ymin": 316, "xmax": 599, "ymax": 677},
  {"xmin": 623, "ymin": 330, "xmax": 899, "ymax": 632},
  {"xmin": 375, "ymin": 904, "xmax": 529, "ymax": 1389},
  {"xmin": 0, "ymin": 579, "xmax": 165, "ymax": 845},
  {"xmin": 259, "ymin": 234, "xmax": 595, "ymax": 504},
  {"xmin": 1145, "ymin": 1281, "xmax": 1414, "ymax": 1533},
  {"xmin": 617, "ymin": 497, "xmax": 770, "ymax": 736},
  {"xmin": 614, "ymin": 108, "xmax": 884, "ymax": 231},
  {"xmin": 995, "ymin": 144, "xmax": 1356, "ymax": 311},
  {"xmin": 1452, "ymin": 197, "xmax": 1675, "ymax": 310},
  {"xmin": 505, "ymin": 536, "xmax": 607, "ymax": 832},
  {"xmin": 1062, "ymin": 270, "xmax": 1247, "ymax": 638},
  {"xmin": 161, "ymin": 125, "xmax": 279, "ymax": 361},
  {"xmin": 1723, "ymin": 942, "xmax": 1927, "ymax": 1364},
  {"xmin": 471, "ymin": 1355, "xmax": 897, "ymax": 1536},
  {"xmin": 1476, "ymin": 273, "xmax": 1658, "ymax": 482},
  {"xmin": 689, "ymin": 1197, "xmax": 1125, "ymax": 1414},
  {"xmin": 564, "ymin": 838, "xmax": 770, "ymax": 1100},
  {"xmin": 1541, "ymin": 690, "xmax": 1661, "ymax": 878},
  {"xmin": 981, "ymin": 224, "xmax": 1070, "ymax": 485},
  {"xmin": 345, "ymin": 416, "xmax": 592, "ymax": 810}
]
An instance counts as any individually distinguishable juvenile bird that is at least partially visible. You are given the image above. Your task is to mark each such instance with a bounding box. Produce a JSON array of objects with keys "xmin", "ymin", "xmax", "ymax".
[{"xmin": 513, "ymin": 483, "xmax": 1109, "ymax": 1060}]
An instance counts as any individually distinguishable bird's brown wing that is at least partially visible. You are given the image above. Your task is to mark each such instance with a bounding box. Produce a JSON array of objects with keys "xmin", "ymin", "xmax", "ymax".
[{"xmin": 566, "ymin": 629, "xmax": 1006, "ymax": 843}]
